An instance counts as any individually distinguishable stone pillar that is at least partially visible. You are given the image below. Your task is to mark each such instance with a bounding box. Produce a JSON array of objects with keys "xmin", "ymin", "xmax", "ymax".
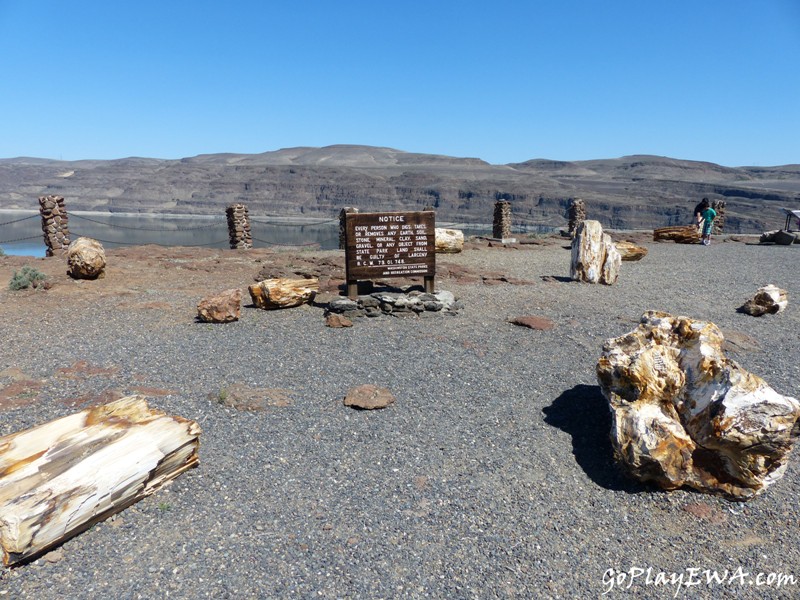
[
  {"xmin": 492, "ymin": 200, "xmax": 511, "ymax": 240},
  {"xmin": 711, "ymin": 200, "xmax": 726, "ymax": 234},
  {"xmin": 339, "ymin": 207, "xmax": 359, "ymax": 250},
  {"xmin": 226, "ymin": 203, "xmax": 252, "ymax": 249},
  {"xmin": 567, "ymin": 198, "xmax": 586, "ymax": 238},
  {"xmin": 38, "ymin": 195, "xmax": 70, "ymax": 257}
]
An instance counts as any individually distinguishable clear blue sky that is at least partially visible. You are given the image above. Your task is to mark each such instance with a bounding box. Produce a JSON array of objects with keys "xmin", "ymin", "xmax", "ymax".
[{"xmin": 1, "ymin": 1, "xmax": 798, "ymax": 166}]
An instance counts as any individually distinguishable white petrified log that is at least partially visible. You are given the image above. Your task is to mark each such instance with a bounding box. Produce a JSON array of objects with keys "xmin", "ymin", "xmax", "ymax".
[
  {"xmin": 739, "ymin": 284, "xmax": 788, "ymax": 316},
  {"xmin": 66, "ymin": 237, "xmax": 106, "ymax": 279},
  {"xmin": 0, "ymin": 396, "xmax": 200, "ymax": 565},
  {"xmin": 570, "ymin": 220, "xmax": 621, "ymax": 284},
  {"xmin": 434, "ymin": 228, "xmax": 464, "ymax": 253},
  {"xmin": 249, "ymin": 277, "xmax": 319, "ymax": 309},
  {"xmin": 596, "ymin": 311, "xmax": 800, "ymax": 500}
]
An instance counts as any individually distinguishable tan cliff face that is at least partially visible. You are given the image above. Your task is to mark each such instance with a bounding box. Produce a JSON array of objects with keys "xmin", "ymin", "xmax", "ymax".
[{"xmin": 1, "ymin": 146, "xmax": 798, "ymax": 233}]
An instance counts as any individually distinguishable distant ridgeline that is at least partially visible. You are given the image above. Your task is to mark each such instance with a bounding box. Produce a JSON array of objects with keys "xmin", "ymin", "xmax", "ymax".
[{"xmin": 1, "ymin": 146, "xmax": 798, "ymax": 233}]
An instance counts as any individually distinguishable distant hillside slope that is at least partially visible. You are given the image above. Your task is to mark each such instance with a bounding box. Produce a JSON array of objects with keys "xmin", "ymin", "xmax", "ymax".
[{"xmin": 1, "ymin": 145, "xmax": 798, "ymax": 233}]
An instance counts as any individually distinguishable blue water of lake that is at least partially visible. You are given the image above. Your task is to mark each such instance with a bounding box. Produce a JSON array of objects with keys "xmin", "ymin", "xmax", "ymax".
[{"xmin": 0, "ymin": 211, "xmax": 508, "ymax": 257}]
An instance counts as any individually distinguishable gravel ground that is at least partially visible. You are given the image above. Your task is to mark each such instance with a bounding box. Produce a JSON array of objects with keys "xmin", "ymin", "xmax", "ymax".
[{"xmin": 0, "ymin": 237, "xmax": 798, "ymax": 599}]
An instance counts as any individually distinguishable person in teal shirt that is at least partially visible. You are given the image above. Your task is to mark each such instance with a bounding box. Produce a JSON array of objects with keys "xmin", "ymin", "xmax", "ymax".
[{"xmin": 700, "ymin": 205, "xmax": 717, "ymax": 245}]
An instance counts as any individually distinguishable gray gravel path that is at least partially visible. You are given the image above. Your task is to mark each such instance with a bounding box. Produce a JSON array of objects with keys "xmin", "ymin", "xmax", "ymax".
[{"xmin": 0, "ymin": 238, "xmax": 798, "ymax": 599}]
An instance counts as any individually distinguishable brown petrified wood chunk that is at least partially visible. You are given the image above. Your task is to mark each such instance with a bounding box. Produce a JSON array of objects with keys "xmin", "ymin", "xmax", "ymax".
[
  {"xmin": 249, "ymin": 277, "xmax": 319, "ymax": 309},
  {"xmin": 596, "ymin": 311, "xmax": 800, "ymax": 500},
  {"xmin": 614, "ymin": 240, "xmax": 648, "ymax": 261},
  {"xmin": 653, "ymin": 225, "xmax": 701, "ymax": 244},
  {"xmin": 197, "ymin": 288, "xmax": 242, "ymax": 323},
  {"xmin": 0, "ymin": 396, "xmax": 200, "ymax": 565}
]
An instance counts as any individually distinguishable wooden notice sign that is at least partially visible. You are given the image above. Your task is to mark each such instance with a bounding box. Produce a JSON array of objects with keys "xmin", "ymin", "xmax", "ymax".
[{"xmin": 345, "ymin": 211, "xmax": 435, "ymax": 297}]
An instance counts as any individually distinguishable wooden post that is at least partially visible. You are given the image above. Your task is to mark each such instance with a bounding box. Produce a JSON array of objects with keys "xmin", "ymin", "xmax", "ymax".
[
  {"xmin": 424, "ymin": 276, "xmax": 435, "ymax": 294},
  {"xmin": 339, "ymin": 207, "xmax": 358, "ymax": 250}
]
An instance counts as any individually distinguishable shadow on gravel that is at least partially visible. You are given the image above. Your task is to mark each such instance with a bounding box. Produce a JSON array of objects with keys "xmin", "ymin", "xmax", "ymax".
[{"xmin": 543, "ymin": 384, "xmax": 646, "ymax": 494}]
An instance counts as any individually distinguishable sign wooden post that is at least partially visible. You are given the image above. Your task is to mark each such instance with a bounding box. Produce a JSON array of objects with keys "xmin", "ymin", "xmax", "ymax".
[{"xmin": 344, "ymin": 211, "xmax": 436, "ymax": 299}]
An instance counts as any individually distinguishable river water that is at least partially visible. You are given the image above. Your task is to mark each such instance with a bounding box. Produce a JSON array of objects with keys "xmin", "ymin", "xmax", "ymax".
[{"xmin": 0, "ymin": 211, "xmax": 516, "ymax": 257}]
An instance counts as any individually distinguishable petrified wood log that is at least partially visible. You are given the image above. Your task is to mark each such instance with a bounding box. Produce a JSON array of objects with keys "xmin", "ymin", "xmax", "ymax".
[
  {"xmin": 614, "ymin": 240, "xmax": 648, "ymax": 261},
  {"xmin": 0, "ymin": 396, "xmax": 200, "ymax": 565},
  {"xmin": 653, "ymin": 225, "xmax": 701, "ymax": 244},
  {"xmin": 434, "ymin": 228, "xmax": 464, "ymax": 253},
  {"xmin": 596, "ymin": 311, "xmax": 800, "ymax": 500},
  {"xmin": 738, "ymin": 284, "xmax": 788, "ymax": 316},
  {"xmin": 249, "ymin": 277, "xmax": 319, "ymax": 309},
  {"xmin": 570, "ymin": 220, "xmax": 621, "ymax": 284}
]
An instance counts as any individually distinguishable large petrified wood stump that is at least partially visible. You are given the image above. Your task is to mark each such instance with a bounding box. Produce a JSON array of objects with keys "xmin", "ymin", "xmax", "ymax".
[
  {"xmin": 0, "ymin": 396, "xmax": 200, "ymax": 565},
  {"xmin": 596, "ymin": 311, "xmax": 800, "ymax": 500},
  {"xmin": 570, "ymin": 220, "xmax": 621, "ymax": 284}
]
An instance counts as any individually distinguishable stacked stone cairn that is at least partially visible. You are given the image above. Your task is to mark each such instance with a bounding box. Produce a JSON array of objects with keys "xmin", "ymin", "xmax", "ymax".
[
  {"xmin": 38, "ymin": 195, "xmax": 70, "ymax": 256},
  {"xmin": 226, "ymin": 203, "xmax": 252, "ymax": 250},
  {"xmin": 339, "ymin": 207, "xmax": 359, "ymax": 250},
  {"xmin": 567, "ymin": 198, "xmax": 586, "ymax": 238},
  {"xmin": 711, "ymin": 199, "xmax": 726, "ymax": 234},
  {"xmin": 492, "ymin": 200, "xmax": 512, "ymax": 239}
]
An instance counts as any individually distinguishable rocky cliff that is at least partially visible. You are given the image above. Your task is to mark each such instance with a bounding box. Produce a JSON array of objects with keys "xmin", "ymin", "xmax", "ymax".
[{"xmin": 1, "ymin": 145, "xmax": 798, "ymax": 233}]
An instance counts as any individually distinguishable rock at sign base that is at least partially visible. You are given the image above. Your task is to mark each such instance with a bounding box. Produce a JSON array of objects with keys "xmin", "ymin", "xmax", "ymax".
[
  {"xmin": 509, "ymin": 315, "xmax": 555, "ymax": 330},
  {"xmin": 325, "ymin": 313, "xmax": 353, "ymax": 328},
  {"xmin": 249, "ymin": 277, "xmax": 319, "ymax": 309},
  {"xmin": 197, "ymin": 288, "xmax": 242, "ymax": 323},
  {"xmin": 343, "ymin": 385, "xmax": 396, "ymax": 410},
  {"xmin": 738, "ymin": 284, "xmax": 788, "ymax": 316},
  {"xmin": 570, "ymin": 220, "xmax": 621, "ymax": 284},
  {"xmin": 66, "ymin": 237, "xmax": 106, "ymax": 280},
  {"xmin": 596, "ymin": 311, "xmax": 800, "ymax": 500}
]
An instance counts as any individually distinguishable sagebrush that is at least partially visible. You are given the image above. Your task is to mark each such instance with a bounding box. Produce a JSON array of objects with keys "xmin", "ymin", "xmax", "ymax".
[{"xmin": 8, "ymin": 266, "xmax": 47, "ymax": 290}]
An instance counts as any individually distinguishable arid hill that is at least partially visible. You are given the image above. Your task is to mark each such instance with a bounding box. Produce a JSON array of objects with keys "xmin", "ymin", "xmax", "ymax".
[{"xmin": 1, "ymin": 145, "xmax": 798, "ymax": 233}]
